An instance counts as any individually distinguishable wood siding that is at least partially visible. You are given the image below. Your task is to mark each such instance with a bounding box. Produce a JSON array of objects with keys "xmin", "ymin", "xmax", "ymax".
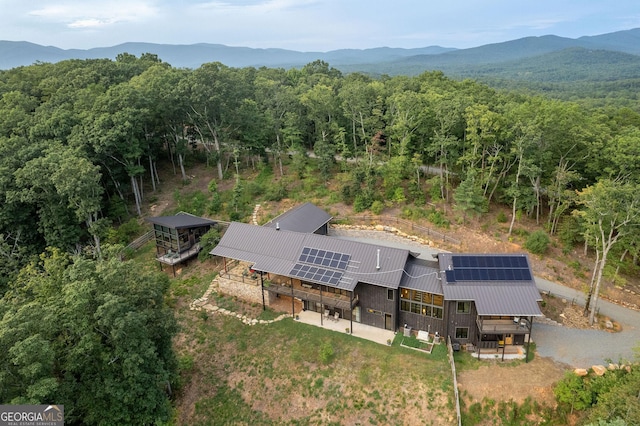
[
  {"xmin": 398, "ymin": 311, "xmax": 444, "ymax": 336},
  {"xmin": 354, "ymin": 283, "xmax": 396, "ymax": 330},
  {"xmin": 445, "ymin": 300, "xmax": 478, "ymax": 344}
]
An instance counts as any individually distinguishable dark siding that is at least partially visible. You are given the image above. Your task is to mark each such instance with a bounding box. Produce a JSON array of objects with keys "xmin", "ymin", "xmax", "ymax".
[
  {"xmin": 398, "ymin": 311, "xmax": 444, "ymax": 336},
  {"xmin": 446, "ymin": 300, "xmax": 478, "ymax": 344},
  {"xmin": 355, "ymin": 283, "xmax": 396, "ymax": 330},
  {"xmin": 314, "ymin": 223, "xmax": 329, "ymax": 235}
]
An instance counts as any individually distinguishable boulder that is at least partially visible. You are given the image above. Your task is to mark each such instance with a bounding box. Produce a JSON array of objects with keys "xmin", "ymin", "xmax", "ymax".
[
  {"xmin": 592, "ymin": 365, "xmax": 607, "ymax": 376},
  {"xmin": 574, "ymin": 368, "xmax": 588, "ymax": 376}
]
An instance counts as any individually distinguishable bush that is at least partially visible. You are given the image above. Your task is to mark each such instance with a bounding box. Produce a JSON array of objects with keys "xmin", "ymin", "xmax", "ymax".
[
  {"xmin": 370, "ymin": 200, "xmax": 384, "ymax": 215},
  {"xmin": 525, "ymin": 230, "xmax": 551, "ymax": 254},
  {"xmin": 318, "ymin": 342, "xmax": 335, "ymax": 364},
  {"xmin": 198, "ymin": 228, "xmax": 221, "ymax": 261},
  {"xmin": 106, "ymin": 218, "xmax": 144, "ymax": 245}
]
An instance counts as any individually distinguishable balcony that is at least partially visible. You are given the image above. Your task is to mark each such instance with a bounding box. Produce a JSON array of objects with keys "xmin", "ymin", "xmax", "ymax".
[
  {"xmin": 476, "ymin": 317, "xmax": 532, "ymax": 335},
  {"xmin": 264, "ymin": 280, "xmax": 358, "ymax": 311}
]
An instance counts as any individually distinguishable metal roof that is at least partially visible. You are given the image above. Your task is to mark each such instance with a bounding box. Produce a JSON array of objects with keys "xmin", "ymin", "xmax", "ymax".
[
  {"xmin": 146, "ymin": 214, "xmax": 217, "ymax": 229},
  {"xmin": 263, "ymin": 202, "xmax": 332, "ymax": 233},
  {"xmin": 210, "ymin": 216, "xmax": 542, "ymax": 316},
  {"xmin": 211, "ymin": 222, "xmax": 412, "ymax": 291},
  {"xmin": 399, "ymin": 258, "xmax": 443, "ymax": 295},
  {"xmin": 438, "ymin": 253, "xmax": 543, "ymax": 316}
]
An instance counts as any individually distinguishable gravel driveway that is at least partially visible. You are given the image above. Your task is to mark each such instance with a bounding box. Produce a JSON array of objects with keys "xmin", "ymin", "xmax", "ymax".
[{"xmin": 534, "ymin": 276, "xmax": 640, "ymax": 368}]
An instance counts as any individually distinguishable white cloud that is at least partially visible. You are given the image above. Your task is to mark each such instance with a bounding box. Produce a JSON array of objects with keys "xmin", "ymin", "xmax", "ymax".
[{"xmin": 29, "ymin": 1, "xmax": 159, "ymax": 28}]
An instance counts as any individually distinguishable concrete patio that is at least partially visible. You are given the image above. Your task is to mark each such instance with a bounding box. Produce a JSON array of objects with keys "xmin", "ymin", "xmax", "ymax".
[{"xmin": 296, "ymin": 309, "xmax": 395, "ymax": 345}]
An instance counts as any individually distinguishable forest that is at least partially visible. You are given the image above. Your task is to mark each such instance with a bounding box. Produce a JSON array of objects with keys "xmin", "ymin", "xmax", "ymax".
[{"xmin": 0, "ymin": 54, "xmax": 639, "ymax": 424}]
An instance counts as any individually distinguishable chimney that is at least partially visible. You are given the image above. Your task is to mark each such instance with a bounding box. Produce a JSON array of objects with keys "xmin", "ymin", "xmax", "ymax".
[
  {"xmin": 276, "ymin": 222, "xmax": 280, "ymax": 230},
  {"xmin": 376, "ymin": 249, "xmax": 380, "ymax": 270}
]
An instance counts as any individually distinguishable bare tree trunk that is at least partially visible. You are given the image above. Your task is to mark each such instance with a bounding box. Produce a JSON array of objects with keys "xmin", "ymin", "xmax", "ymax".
[
  {"xmin": 131, "ymin": 175, "xmax": 142, "ymax": 216},
  {"xmin": 149, "ymin": 155, "xmax": 156, "ymax": 192},
  {"xmin": 584, "ymin": 245, "xmax": 600, "ymax": 315},
  {"xmin": 178, "ymin": 152, "xmax": 187, "ymax": 181}
]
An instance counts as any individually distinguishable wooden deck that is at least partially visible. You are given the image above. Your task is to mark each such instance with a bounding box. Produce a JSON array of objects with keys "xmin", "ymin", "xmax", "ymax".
[
  {"xmin": 156, "ymin": 244, "xmax": 201, "ymax": 266},
  {"xmin": 265, "ymin": 280, "xmax": 358, "ymax": 311}
]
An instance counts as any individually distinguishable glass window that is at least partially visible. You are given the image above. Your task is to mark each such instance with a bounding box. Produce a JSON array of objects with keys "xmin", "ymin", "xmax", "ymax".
[
  {"xmin": 432, "ymin": 307, "xmax": 443, "ymax": 319},
  {"xmin": 457, "ymin": 301, "xmax": 470, "ymax": 314},
  {"xmin": 421, "ymin": 305, "xmax": 431, "ymax": 317},
  {"xmin": 410, "ymin": 303, "xmax": 421, "ymax": 314},
  {"xmin": 433, "ymin": 294, "xmax": 444, "ymax": 306},
  {"xmin": 455, "ymin": 327, "xmax": 469, "ymax": 339},
  {"xmin": 400, "ymin": 300, "xmax": 410, "ymax": 312},
  {"xmin": 400, "ymin": 288, "xmax": 410, "ymax": 299},
  {"xmin": 411, "ymin": 290, "xmax": 422, "ymax": 302},
  {"xmin": 387, "ymin": 289, "xmax": 394, "ymax": 300}
]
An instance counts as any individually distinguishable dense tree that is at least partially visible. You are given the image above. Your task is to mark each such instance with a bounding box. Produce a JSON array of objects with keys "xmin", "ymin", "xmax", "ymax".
[
  {"xmin": 576, "ymin": 179, "xmax": 640, "ymax": 325},
  {"xmin": 0, "ymin": 247, "xmax": 177, "ymax": 424}
]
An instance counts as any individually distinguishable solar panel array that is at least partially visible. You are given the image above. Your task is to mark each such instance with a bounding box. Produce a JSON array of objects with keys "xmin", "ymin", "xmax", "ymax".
[
  {"xmin": 298, "ymin": 247, "xmax": 351, "ymax": 270},
  {"xmin": 446, "ymin": 255, "xmax": 532, "ymax": 282},
  {"xmin": 452, "ymin": 255, "xmax": 528, "ymax": 269},
  {"xmin": 290, "ymin": 247, "xmax": 352, "ymax": 286},
  {"xmin": 290, "ymin": 263, "xmax": 343, "ymax": 285}
]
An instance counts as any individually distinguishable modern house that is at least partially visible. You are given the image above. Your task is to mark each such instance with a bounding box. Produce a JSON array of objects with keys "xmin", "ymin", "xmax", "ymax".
[
  {"xmin": 147, "ymin": 213, "xmax": 217, "ymax": 275},
  {"xmin": 210, "ymin": 205, "xmax": 542, "ymax": 359}
]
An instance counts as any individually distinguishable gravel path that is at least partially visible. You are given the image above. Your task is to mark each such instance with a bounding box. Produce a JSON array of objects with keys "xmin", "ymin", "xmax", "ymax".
[{"xmin": 332, "ymin": 227, "xmax": 640, "ymax": 368}]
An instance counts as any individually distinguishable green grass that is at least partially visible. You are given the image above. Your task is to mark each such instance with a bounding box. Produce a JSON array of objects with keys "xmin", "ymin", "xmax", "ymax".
[{"xmin": 173, "ymin": 309, "xmax": 456, "ymax": 424}]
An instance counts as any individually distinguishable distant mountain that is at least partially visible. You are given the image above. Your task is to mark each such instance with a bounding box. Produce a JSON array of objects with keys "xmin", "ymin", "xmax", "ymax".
[
  {"xmin": 1, "ymin": 28, "xmax": 639, "ymax": 82},
  {"xmin": 0, "ymin": 41, "xmax": 454, "ymax": 70}
]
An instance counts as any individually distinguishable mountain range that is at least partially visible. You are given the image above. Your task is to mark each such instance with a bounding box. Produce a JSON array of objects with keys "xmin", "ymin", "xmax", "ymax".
[{"xmin": 2, "ymin": 28, "xmax": 640, "ymax": 82}]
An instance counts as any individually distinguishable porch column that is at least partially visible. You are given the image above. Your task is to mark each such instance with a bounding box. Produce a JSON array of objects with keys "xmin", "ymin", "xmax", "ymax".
[
  {"xmin": 291, "ymin": 278, "xmax": 295, "ymax": 317},
  {"xmin": 260, "ymin": 271, "xmax": 265, "ymax": 311},
  {"xmin": 320, "ymin": 285, "xmax": 323, "ymax": 326},
  {"xmin": 501, "ymin": 334, "xmax": 506, "ymax": 361},
  {"xmin": 526, "ymin": 316, "xmax": 532, "ymax": 363},
  {"xmin": 350, "ymin": 291, "xmax": 353, "ymax": 334},
  {"xmin": 477, "ymin": 332, "xmax": 482, "ymax": 360}
]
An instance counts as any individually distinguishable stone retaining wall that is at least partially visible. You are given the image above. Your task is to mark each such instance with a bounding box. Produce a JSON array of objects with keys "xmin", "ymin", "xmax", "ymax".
[{"xmin": 218, "ymin": 275, "xmax": 276, "ymax": 306}]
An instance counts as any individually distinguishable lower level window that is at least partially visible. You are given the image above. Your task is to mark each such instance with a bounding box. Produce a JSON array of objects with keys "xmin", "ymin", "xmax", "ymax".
[{"xmin": 455, "ymin": 327, "xmax": 469, "ymax": 339}]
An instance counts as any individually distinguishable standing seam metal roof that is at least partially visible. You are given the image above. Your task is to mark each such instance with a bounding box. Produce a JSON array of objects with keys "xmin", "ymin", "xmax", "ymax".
[
  {"xmin": 263, "ymin": 202, "xmax": 332, "ymax": 233},
  {"xmin": 211, "ymin": 222, "xmax": 412, "ymax": 291},
  {"xmin": 438, "ymin": 253, "xmax": 542, "ymax": 316},
  {"xmin": 146, "ymin": 214, "xmax": 217, "ymax": 229}
]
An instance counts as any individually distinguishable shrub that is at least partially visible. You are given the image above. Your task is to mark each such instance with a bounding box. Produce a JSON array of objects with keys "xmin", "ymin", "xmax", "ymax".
[
  {"xmin": 524, "ymin": 230, "xmax": 551, "ymax": 254},
  {"xmin": 318, "ymin": 342, "xmax": 335, "ymax": 364},
  {"xmin": 370, "ymin": 200, "xmax": 384, "ymax": 215},
  {"xmin": 198, "ymin": 228, "xmax": 222, "ymax": 261},
  {"xmin": 496, "ymin": 211, "xmax": 508, "ymax": 223}
]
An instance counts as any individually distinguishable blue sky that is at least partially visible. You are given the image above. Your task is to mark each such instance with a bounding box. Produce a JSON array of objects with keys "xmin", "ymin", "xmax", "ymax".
[{"xmin": 2, "ymin": 0, "xmax": 639, "ymax": 51}]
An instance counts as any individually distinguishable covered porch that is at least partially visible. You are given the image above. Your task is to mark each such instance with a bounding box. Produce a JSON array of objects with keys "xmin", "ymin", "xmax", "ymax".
[
  {"xmin": 475, "ymin": 316, "xmax": 535, "ymax": 362},
  {"xmin": 296, "ymin": 309, "xmax": 394, "ymax": 346}
]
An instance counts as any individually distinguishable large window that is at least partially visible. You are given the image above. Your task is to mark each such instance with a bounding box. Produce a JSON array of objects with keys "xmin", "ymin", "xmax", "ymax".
[
  {"xmin": 455, "ymin": 327, "xmax": 469, "ymax": 339},
  {"xmin": 400, "ymin": 289, "xmax": 443, "ymax": 319},
  {"xmin": 457, "ymin": 301, "xmax": 471, "ymax": 314}
]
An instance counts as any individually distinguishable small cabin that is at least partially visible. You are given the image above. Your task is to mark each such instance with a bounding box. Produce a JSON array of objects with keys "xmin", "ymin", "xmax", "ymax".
[{"xmin": 146, "ymin": 213, "xmax": 216, "ymax": 274}]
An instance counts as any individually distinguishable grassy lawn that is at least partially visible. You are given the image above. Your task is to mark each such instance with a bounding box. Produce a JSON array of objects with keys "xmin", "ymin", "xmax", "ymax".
[{"xmin": 171, "ymin": 273, "xmax": 457, "ymax": 425}]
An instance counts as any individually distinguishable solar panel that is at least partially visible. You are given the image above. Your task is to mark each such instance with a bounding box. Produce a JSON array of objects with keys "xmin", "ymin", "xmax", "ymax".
[
  {"xmin": 289, "ymin": 263, "xmax": 343, "ymax": 285},
  {"xmin": 448, "ymin": 255, "xmax": 532, "ymax": 282},
  {"xmin": 297, "ymin": 247, "xmax": 351, "ymax": 270}
]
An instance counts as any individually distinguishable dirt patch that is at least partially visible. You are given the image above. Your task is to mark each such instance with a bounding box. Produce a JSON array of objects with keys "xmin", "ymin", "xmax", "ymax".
[
  {"xmin": 540, "ymin": 293, "xmax": 622, "ymax": 331},
  {"xmin": 458, "ymin": 356, "xmax": 566, "ymax": 408}
]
